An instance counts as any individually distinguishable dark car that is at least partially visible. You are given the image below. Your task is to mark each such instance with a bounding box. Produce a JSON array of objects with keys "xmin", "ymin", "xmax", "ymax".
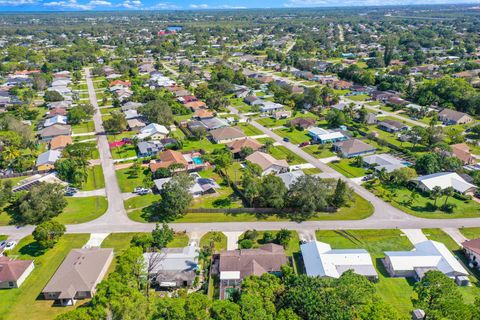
[
  {"xmin": 299, "ymin": 141, "xmax": 310, "ymax": 147},
  {"xmin": 283, "ymin": 137, "xmax": 290, "ymax": 142}
]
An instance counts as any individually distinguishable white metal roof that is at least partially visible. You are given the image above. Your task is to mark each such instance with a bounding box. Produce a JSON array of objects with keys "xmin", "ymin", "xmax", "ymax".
[
  {"xmin": 413, "ymin": 172, "xmax": 477, "ymax": 193},
  {"xmin": 220, "ymin": 271, "xmax": 241, "ymax": 280},
  {"xmin": 301, "ymin": 241, "xmax": 377, "ymax": 278},
  {"xmin": 385, "ymin": 240, "xmax": 468, "ymax": 276}
]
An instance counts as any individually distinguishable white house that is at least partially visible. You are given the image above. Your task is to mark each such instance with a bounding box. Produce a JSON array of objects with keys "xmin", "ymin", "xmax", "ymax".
[
  {"xmin": 136, "ymin": 123, "xmax": 169, "ymax": 140},
  {"xmin": 412, "ymin": 172, "xmax": 477, "ymax": 194},
  {"xmin": 301, "ymin": 241, "xmax": 378, "ymax": 280},
  {"xmin": 362, "ymin": 153, "xmax": 407, "ymax": 173},
  {"xmin": 44, "ymin": 115, "xmax": 67, "ymax": 128},
  {"xmin": 308, "ymin": 127, "xmax": 347, "ymax": 144},
  {"xmin": 383, "ymin": 240, "xmax": 469, "ymax": 281}
]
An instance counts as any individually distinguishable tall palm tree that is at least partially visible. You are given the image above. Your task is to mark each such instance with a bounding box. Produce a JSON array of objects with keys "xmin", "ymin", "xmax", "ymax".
[
  {"xmin": 431, "ymin": 186, "xmax": 442, "ymax": 207},
  {"xmin": 442, "ymin": 187, "xmax": 455, "ymax": 206}
]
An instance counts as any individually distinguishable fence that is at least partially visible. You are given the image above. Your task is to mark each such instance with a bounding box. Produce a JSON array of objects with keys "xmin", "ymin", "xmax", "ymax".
[{"xmin": 0, "ymin": 169, "xmax": 52, "ymax": 180}]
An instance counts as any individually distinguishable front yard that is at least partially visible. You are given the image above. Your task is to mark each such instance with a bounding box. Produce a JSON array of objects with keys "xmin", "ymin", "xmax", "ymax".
[
  {"xmin": 327, "ymin": 158, "xmax": 369, "ymax": 178},
  {"xmin": 273, "ymin": 127, "xmax": 311, "ymax": 144},
  {"xmin": 81, "ymin": 165, "xmax": 105, "ymax": 191},
  {"xmin": 54, "ymin": 196, "xmax": 108, "ymax": 224},
  {"xmin": 268, "ymin": 145, "xmax": 306, "ymax": 165}
]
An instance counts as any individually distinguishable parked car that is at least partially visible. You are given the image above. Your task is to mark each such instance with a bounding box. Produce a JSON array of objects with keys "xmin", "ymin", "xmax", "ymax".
[
  {"xmin": 283, "ymin": 137, "xmax": 290, "ymax": 142},
  {"xmin": 134, "ymin": 187, "xmax": 151, "ymax": 195},
  {"xmin": 0, "ymin": 240, "xmax": 17, "ymax": 251},
  {"xmin": 64, "ymin": 186, "xmax": 78, "ymax": 196},
  {"xmin": 299, "ymin": 141, "xmax": 310, "ymax": 147}
]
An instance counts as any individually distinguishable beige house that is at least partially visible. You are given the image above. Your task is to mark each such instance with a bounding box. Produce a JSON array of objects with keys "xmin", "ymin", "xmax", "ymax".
[
  {"xmin": 42, "ymin": 248, "xmax": 113, "ymax": 306},
  {"xmin": 0, "ymin": 256, "xmax": 34, "ymax": 289},
  {"xmin": 245, "ymin": 151, "xmax": 289, "ymax": 175},
  {"xmin": 438, "ymin": 109, "xmax": 473, "ymax": 125},
  {"xmin": 210, "ymin": 127, "xmax": 246, "ymax": 144}
]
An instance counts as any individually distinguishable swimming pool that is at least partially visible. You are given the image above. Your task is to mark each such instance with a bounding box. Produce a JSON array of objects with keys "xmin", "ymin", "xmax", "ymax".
[{"xmin": 192, "ymin": 157, "xmax": 203, "ymax": 165}]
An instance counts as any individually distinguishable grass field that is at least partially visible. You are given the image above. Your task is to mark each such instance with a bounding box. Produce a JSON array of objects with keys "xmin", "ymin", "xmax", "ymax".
[
  {"xmin": 0, "ymin": 234, "xmax": 89, "ymax": 320},
  {"xmin": 116, "ymin": 167, "xmax": 150, "ymax": 193},
  {"xmin": 124, "ymin": 194, "xmax": 160, "ymax": 211},
  {"xmin": 273, "ymin": 127, "xmax": 311, "ymax": 144},
  {"xmin": 315, "ymin": 229, "xmax": 414, "ymax": 317},
  {"xmin": 54, "ymin": 196, "xmax": 107, "ymax": 224},
  {"xmin": 328, "ymin": 159, "xmax": 368, "ymax": 178},
  {"xmin": 82, "ymin": 165, "xmax": 105, "ymax": 191},
  {"xmin": 182, "ymin": 138, "xmax": 225, "ymax": 153},
  {"xmin": 235, "ymin": 123, "xmax": 263, "ymax": 136},
  {"xmin": 268, "ymin": 145, "xmax": 306, "ymax": 165},
  {"xmin": 71, "ymin": 121, "xmax": 95, "ymax": 134},
  {"xmin": 302, "ymin": 167, "xmax": 322, "ymax": 174},
  {"xmin": 302, "ymin": 144, "xmax": 336, "ymax": 159},
  {"xmin": 111, "ymin": 144, "xmax": 137, "ymax": 159},
  {"xmin": 460, "ymin": 228, "xmax": 480, "ymax": 240},
  {"xmin": 369, "ymin": 184, "xmax": 480, "ymax": 219},
  {"xmin": 347, "ymin": 94, "xmax": 370, "ymax": 102},
  {"xmin": 200, "ymin": 232, "xmax": 227, "ymax": 252}
]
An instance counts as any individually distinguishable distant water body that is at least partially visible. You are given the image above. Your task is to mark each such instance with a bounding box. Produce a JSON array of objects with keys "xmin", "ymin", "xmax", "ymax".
[{"xmin": 167, "ymin": 26, "xmax": 183, "ymax": 32}]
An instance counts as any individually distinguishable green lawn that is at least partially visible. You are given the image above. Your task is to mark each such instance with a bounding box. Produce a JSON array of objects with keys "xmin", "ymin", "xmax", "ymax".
[
  {"xmin": 460, "ymin": 228, "xmax": 480, "ymax": 240},
  {"xmin": 328, "ymin": 159, "xmax": 368, "ymax": 178},
  {"xmin": 124, "ymin": 193, "xmax": 160, "ymax": 211},
  {"xmin": 54, "ymin": 196, "xmax": 108, "ymax": 224},
  {"xmin": 273, "ymin": 127, "xmax": 311, "ymax": 144},
  {"xmin": 71, "ymin": 121, "xmax": 95, "ymax": 134},
  {"xmin": 182, "ymin": 138, "xmax": 224, "ymax": 153},
  {"xmin": 0, "ymin": 234, "xmax": 89, "ymax": 320},
  {"xmin": 73, "ymin": 134, "xmax": 97, "ymax": 143},
  {"xmin": 200, "ymin": 232, "xmax": 227, "ymax": 252},
  {"xmin": 315, "ymin": 229, "xmax": 414, "ymax": 317},
  {"xmin": 106, "ymin": 131, "xmax": 137, "ymax": 142},
  {"xmin": 368, "ymin": 183, "xmax": 480, "ymax": 219},
  {"xmin": 100, "ymin": 106, "xmax": 120, "ymax": 115},
  {"xmin": 423, "ymin": 229, "xmax": 460, "ymax": 250},
  {"xmin": 111, "ymin": 144, "xmax": 137, "ymax": 159},
  {"xmin": 101, "ymin": 232, "xmax": 142, "ymax": 273},
  {"xmin": 268, "ymin": 145, "xmax": 306, "ymax": 165},
  {"xmin": 168, "ymin": 232, "xmax": 190, "ymax": 247},
  {"xmin": 81, "ymin": 165, "xmax": 105, "ymax": 191},
  {"xmin": 235, "ymin": 123, "xmax": 263, "ymax": 136},
  {"xmin": 347, "ymin": 94, "xmax": 370, "ymax": 102},
  {"xmin": 302, "ymin": 144, "xmax": 336, "ymax": 159},
  {"xmin": 190, "ymin": 171, "xmax": 243, "ymax": 209},
  {"xmin": 116, "ymin": 167, "xmax": 150, "ymax": 193},
  {"xmin": 302, "ymin": 167, "xmax": 322, "ymax": 174},
  {"xmin": 240, "ymin": 230, "xmax": 300, "ymax": 256}
]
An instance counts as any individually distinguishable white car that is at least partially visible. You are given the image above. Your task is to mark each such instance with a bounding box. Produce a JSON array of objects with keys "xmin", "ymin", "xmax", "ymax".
[{"xmin": 0, "ymin": 240, "xmax": 17, "ymax": 251}]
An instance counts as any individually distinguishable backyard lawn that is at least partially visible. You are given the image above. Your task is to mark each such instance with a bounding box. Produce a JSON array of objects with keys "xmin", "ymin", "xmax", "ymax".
[
  {"xmin": 82, "ymin": 165, "xmax": 105, "ymax": 191},
  {"xmin": 182, "ymin": 138, "xmax": 224, "ymax": 153},
  {"xmin": 0, "ymin": 234, "xmax": 89, "ymax": 320},
  {"xmin": 347, "ymin": 94, "xmax": 370, "ymax": 102},
  {"xmin": 54, "ymin": 196, "xmax": 108, "ymax": 224},
  {"xmin": 71, "ymin": 121, "xmax": 95, "ymax": 134},
  {"xmin": 302, "ymin": 144, "xmax": 336, "ymax": 159},
  {"xmin": 116, "ymin": 166, "xmax": 150, "ymax": 193},
  {"xmin": 327, "ymin": 158, "xmax": 368, "ymax": 178},
  {"xmin": 315, "ymin": 229, "xmax": 414, "ymax": 317},
  {"xmin": 235, "ymin": 123, "xmax": 263, "ymax": 136},
  {"xmin": 368, "ymin": 184, "xmax": 480, "ymax": 219}
]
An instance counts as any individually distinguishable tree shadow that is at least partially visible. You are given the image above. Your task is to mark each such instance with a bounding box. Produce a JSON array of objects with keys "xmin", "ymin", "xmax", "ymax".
[{"xmin": 19, "ymin": 241, "xmax": 46, "ymax": 257}]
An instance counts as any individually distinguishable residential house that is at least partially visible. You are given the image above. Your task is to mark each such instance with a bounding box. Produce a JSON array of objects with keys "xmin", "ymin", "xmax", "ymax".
[
  {"xmin": 449, "ymin": 143, "xmax": 477, "ymax": 165},
  {"xmin": 36, "ymin": 150, "xmax": 62, "ymax": 170},
  {"xmin": 127, "ymin": 118, "xmax": 146, "ymax": 131},
  {"xmin": 226, "ymin": 138, "xmax": 263, "ymax": 157},
  {"xmin": 47, "ymin": 107, "xmax": 68, "ymax": 118},
  {"xmin": 245, "ymin": 151, "xmax": 289, "ymax": 175},
  {"xmin": 377, "ymin": 119, "xmax": 409, "ymax": 133},
  {"xmin": 215, "ymin": 244, "xmax": 287, "ymax": 299},
  {"xmin": 333, "ymin": 139, "xmax": 376, "ymax": 158},
  {"xmin": 47, "ymin": 101, "xmax": 71, "ymax": 110},
  {"xmin": 201, "ymin": 117, "xmax": 229, "ymax": 131},
  {"xmin": 383, "ymin": 240, "xmax": 468, "ymax": 282},
  {"xmin": 121, "ymin": 101, "xmax": 143, "ymax": 112},
  {"xmin": 301, "ymin": 241, "xmax": 378, "ymax": 280},
  {"xmin": 289, "ymin": 117, "xmax": 316, "ymax": 130},
  {"xmin": 243, "ymin": 95, "xmax": 259, "ymax": 106},
  {"xmin": 277, "ymin": 170, "xmax": 305, "ymax": 189},
  {"xmin": 387, "ymin": 96, "xmax": 408, "ymax": 107},
  {"xmin": 42, "ymin": 248, "xmax": 114, "ymax": 306},
  {"xmin": 194, "ymin": 109, "xmax": 215, "ymax": 120},
  {"xmin": 149, "ymin": 150, "xmax": 208, "ymax": 173},
  {"xmin": 143, "ymin": 243, "xmax": 199, "ymax": 288},
  {"xmin": 438, "ymin": 109, "xmax": 473, "ymax": 125},
  {"xmin": 362, "ymin": 154, "xmax": 407, "ymax": 173},
  {"xmin": 39, "ymin": 124, "xmax": 72, "ymax": 141},
  {"xmin": 154, "ymin": 172, "xmax": 219, "ymax": 197},
  {"xmin": 371, "ymin": 90, "xmax": 397, "ymax": 102},
  {"xmin": 260, "ymin": 101, "xmax": 285, "ymax": 114},
  {"xmin": 49, "ymin": 135, "xmax": 72, "ymax": 151},
  {"xmin": 0, "ymin": 256, "xmax": 34, "ymax": 289},
  {"xmin": 137, "ymin": 141, "xmax": 164, "ymax": 157},
  {"xmin": 308, "ymin": 127, "xmax": 347, "ymax": 144},
  {"xmin": 412, "ymin": 172, "xmax": 477, "ymax": 195},
  {"xmin": 44, "ymin": 115, "xmax": 68, "ymax": 128},
  {"xmin": 210, "ymin": 127, "xmax": 246, "ymax": 144},
  {"xmin": 185, "ymin": 101, "xmax": 207, "ymax": 111},
  {"xmin": 136, "ymin": 123, "xmax": 169, "ymax": 140},
  {"xmin": 462, "ymin": 238, "xmax": 480, "ymax": 270}
]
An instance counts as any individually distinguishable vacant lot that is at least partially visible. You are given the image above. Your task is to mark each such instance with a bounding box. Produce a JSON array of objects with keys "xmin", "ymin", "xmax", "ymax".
[{"xmin": 55, "ymin": 196, "xmax": 108, "ymax": 224}]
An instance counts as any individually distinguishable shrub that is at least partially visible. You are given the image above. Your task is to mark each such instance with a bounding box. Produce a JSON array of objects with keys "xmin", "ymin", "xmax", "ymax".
[
  {"xmin": 243, "ymin": 229, "xmax": 258, "ymax": 240},
  {"xmin": 239, "ymin": 239, "xmax": 253, "ymax": 249}
]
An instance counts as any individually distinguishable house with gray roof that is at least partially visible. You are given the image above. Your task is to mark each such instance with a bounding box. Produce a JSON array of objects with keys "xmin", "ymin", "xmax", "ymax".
[
  {"xmin": 277, "ymin": 170, "xmax": 305, "ymax": 189},
  {"xmin": 362, "ymin": 153, "xmax": 407, "ymax": 173},
  {"xmin": 42, "ymin": 248, "xmax": 113, "ymax": 306},
  {"xmin": 137, "ymin": 141, "xmax": 164, "ymax": 157},
  {"xmin": 39, "ymin": 124, "xmax": 72, "ymax": 141},
  {"xmin": 333, "ymin": 139, "xmax": 376, "ymax": 158},
  {"xmin": 143, "ymin": 243, "xmax": 199, "ymax": 288}
]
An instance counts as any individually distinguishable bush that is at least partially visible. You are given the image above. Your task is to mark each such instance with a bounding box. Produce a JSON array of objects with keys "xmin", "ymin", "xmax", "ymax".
[
  {"xmin": 440, "ymin": 203, "xmax": 456, "ymax": 213},
  {"xmin": 262, "ymin": 232, "xmax": 274, "ymax": 243},
  {"xmin": 239, "ymin": 239, "xmax": 253, "ymax": 249},
  {"xmin": 243, "ymin": 229, "xmax": 258, "ymax": 240},
  {"xmin": 453, "ymin": 193, "xmax": 472, "ymax": 201}
]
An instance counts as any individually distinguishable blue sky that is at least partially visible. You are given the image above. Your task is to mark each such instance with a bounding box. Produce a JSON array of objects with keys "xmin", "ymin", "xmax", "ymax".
[{"xmin": 0, "ymin": 0, "xmax": 477, "ymax": 11}]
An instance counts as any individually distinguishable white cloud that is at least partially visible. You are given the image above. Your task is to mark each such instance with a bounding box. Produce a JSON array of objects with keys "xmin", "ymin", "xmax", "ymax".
[
  {"xmin": 88, "ymin": 0, "xmax": 112, "ymax": 5},
  {"xmin": 120, "ymin": 0, "xmax": 142, "ymax": 8},
  {"xmin": 218, "ymin": 4, "xmax": 247, "ymax": 8},
  {"xmin": 189, "ymin": 3, "xmax": 209, "ymax": 8},
  {"xmin": 0, "ymin": 0, "xmax": 36, "ymax": 4},
  {"xmin": 284, "ymin": 0, "xmax": 480, "ymax": 6},
  {"xmin": 44, "ymin": 0, "xmax": 93, "ymax": 9},
  {"xmin": 150, "ymin": 2, "xmax": 179, "ymax": 9}
]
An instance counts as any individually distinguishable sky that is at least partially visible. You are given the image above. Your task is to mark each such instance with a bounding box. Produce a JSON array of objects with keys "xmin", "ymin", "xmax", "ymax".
[{"xmin": 0, "ymin": 0, "xmax": 477, "ymax": 12}]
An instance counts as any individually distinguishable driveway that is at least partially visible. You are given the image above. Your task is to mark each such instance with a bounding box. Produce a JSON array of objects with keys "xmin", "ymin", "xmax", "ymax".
[
  {"xmin": 400, "ymin": 229, "xmax": 428, "ymax": 245},
  {"xmin": 72, "ymin": 189, "xmax": 106, "ymax": 198}
]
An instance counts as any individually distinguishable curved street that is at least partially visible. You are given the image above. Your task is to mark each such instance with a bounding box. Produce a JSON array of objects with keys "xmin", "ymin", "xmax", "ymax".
[{"xmin": 1, "ymin": 68, "xmax": 480, "ymax": 240}]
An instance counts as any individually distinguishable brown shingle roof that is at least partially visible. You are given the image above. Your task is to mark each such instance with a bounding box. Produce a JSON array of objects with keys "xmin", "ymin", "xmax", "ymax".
[
  {"xmin": 210, "ymin": 127, "xmax": 246, "ymax": 142},
  {"xmin": 0, "ymin": 256, "xmax": 33, "ymax": 282},
  {"xmin": 219, "ymin": 244, "xmax": 287, "ymax": 279},
  {"xmin": 39, "ymin": 124, "xmax": 72, "ymax": 138},
  {"xmin": 226, "ymin": 138, "xmax": 263, "ymax": 154},
  {"xmin": 49, "ymin": 135, "xmax": 73, "ymax": 150},
  {"xmin": 334, "ymin": 139, "xmax": 376, "ymax": 155},
  {"xmin": 290, "ymin": 117, "xmax": 316, "ymax": 129},
  {"xmin": 439, "ymin": 109, "xmax": 471, "ymax": 122},
  {"xmin": 451, "ymin": 143, "xmax": 476, "ymax": 165},
  {"xmin": 245, "ymin": 151, "xmax": 289, "ymax": 171}
]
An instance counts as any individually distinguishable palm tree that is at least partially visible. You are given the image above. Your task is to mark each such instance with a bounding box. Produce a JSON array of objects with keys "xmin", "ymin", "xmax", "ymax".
[
  {"xmin": 2, "ymin": 146, "xmax": 20, "ymax": 164},
  {"xmin": 442, "ymin": 187, "xmax": 455, "ymax": 206},
  {"xmin": 430, "ymin": 186, "xmax": 442, "ymax": 207}
]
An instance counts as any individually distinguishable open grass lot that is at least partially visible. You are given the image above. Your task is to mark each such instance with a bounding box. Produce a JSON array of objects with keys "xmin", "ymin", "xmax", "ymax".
[
  {"xmin": 124, "ymin": 193, "xmax": 160, "ymax": 211},
  {"xmin": 116, "ymin": 167, "xmax": 150, "ymax": 193},
  {"xmin": 54, "ymin": 196, "xmax": 108, "ymax": 224},
  {"xmin": 302, "ymin": 144, "xmax": 336, "ymax": 159},
  {"xmin": 273, "ymin": 127, "xmax": 311, "ymax": 144},
  {"xmin": 111, "ymin": 144, "xmax": 137, "ymax": 159},
  {"xmin": 460, "ymin": 228, "xmax": 480, "ymax": 240},
  {"xmin": 268, "ymin": 145, "xmax": 306, "ymax": 165},
  {"xmin": 235, "ymin": 123, "xmax": 263, "ymax": 136},
  {"xmin": 101, "ymin": 232, "xmax": 142, "ymax": 273},
  {"xmin": 182, "ymin": 137, "xmax": 225, "ymax": 153},
  {"xmin": 71, "ymin": 121, "xmax": 95, "ymax": 134},
  {"xmin": 200, "ymin": 232, "xmax": 227, "ymax": 252},
  {"xmin": 128, "ymin": 192, "xmax": 373, "ymax": 223},
  {"xmin": 73, "ymin": 134, "xmax": 97, "ymax": 143},
  {"xmin": 0, "ymin": 234, "xmax": 89, "ymax": 320},
  {"xmin": 240, "ymin": 230, "xmax": 300, "ymax": 256},
  {"xmin": 106, "ymin": 131, "xmax": 137, "ymax": 142},
  {"xmin": 100, "ymin": 106, "xmax": 120, "ymax": 115},
  {"xmin": 315, "ymin": 229, "xmax": 414, "ymax": 317},
  {"xmin": 328, "ymin": 158, "xmax": 368, "ymax": 178},
  {"xmin": 347, "ymin": 94, "xmax": 370, "ymax": 101},
  {"xmin": 302, "ymin": 167, "xmax": 322, "ymax": 174},
  {"xmin": 82, "ymin": 165, "xmax": 105, "ymax": 191},
  {"xmin": 368, "ymin": 183, "xmax": 480, "ymax": 219}
]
